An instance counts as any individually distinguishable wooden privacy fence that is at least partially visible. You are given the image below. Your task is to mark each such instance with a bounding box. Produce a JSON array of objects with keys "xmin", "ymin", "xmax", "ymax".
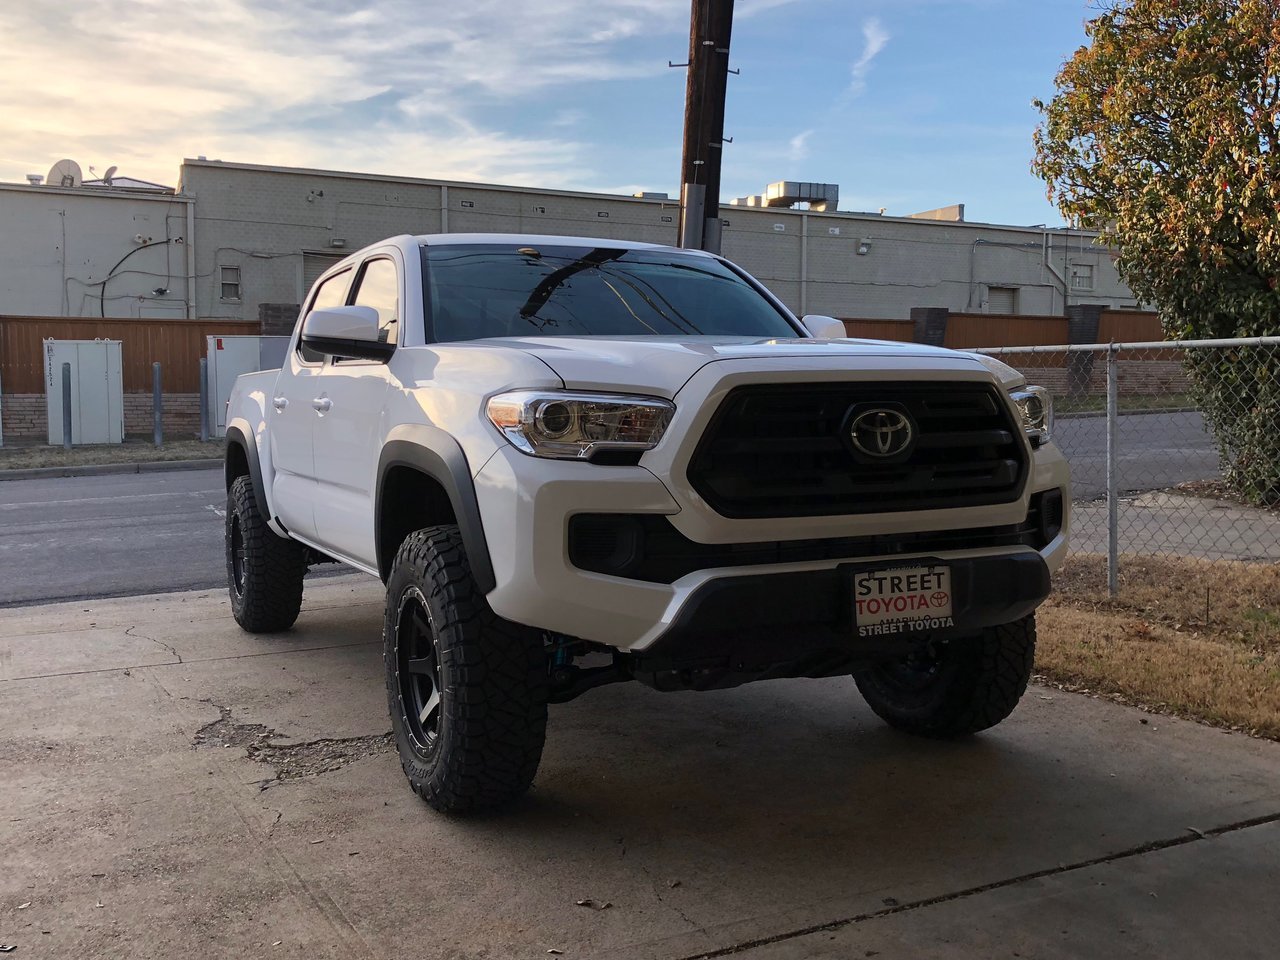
[
  {"xmin": 841, "ymin": 309, "xmax": 1164, "ymax": 348},
  {"xmin": 0, "ymin": 316, "xmax": 260, "ymax": 394}
]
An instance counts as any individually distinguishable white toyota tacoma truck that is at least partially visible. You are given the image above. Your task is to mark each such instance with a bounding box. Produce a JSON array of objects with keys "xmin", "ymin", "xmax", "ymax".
[{"xmin": 224, "ymin": 233, "xmax": 1069, "ymax": 814}]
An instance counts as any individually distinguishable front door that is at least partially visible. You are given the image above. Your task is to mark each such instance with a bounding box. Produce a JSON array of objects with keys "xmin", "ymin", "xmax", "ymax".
[
  {"xmin": 308, "ymin": 255, "xmax": 400, "ymax": 565},
  {"xmin": 269, "ymin": 266, "xmax": 353, "ymax": 541}
]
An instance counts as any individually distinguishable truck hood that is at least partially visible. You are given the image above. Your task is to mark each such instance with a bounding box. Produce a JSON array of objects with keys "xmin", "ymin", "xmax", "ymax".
[{"xmin": 480, "ymin": 335, "xmax": 984, "ymax": 397}]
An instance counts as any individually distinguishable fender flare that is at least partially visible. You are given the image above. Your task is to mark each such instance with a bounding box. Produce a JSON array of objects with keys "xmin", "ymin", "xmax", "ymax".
[
  {"xmin": 224, "ymin": 424, "xmax": 271, "ymax": 520},
  {"xmin": 376, "ymin": 429, "xmax": 497, "ymax": 594}
]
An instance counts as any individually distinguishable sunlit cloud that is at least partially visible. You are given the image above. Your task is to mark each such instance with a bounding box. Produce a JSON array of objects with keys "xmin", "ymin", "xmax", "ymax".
[
  {"xmin": 0, "ymin": 0, "xmax": 744, "ymax": 187},
  {"xmin": 849, "ymin": 17, "xmax": 891, "ymax": 96},
  {"xmin": 788, "ymin": 129, "xmax": 815, "ymax": 163}
]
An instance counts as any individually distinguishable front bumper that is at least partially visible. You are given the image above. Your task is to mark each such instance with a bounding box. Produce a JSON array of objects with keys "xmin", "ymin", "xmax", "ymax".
[
  {"xmin": 633, "ymin": 550, "xmax": 1049, "ymax": 675},
  {"xmin": 473, "ymin": 441, "xmax": 1070, "ymax": 651}
]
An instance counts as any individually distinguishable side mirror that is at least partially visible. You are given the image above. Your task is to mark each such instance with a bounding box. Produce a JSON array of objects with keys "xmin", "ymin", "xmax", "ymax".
[
  {"xmin": 301, "ymin": 305, "xmax": 394, "ymax": 362},
  {"xmin": 800, "ymin": 315, "xmax": 846, "ymax": 339}
]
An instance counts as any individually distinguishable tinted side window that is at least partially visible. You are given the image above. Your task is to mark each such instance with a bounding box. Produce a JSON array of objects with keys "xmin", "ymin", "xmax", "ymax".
[
  {"xmin": 299, "ymin": 268, "xmax": 351, "ymax": 363},
  {"xmin": 351, "ymin": 259, "xmax": 399, "ymax": 347}
]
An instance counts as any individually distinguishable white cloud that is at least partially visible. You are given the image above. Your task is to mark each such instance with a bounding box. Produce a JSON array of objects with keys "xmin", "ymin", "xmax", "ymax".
[
  {"xmin": 849, "ymin": 17, "xmax": 891, "ymax": 96},
  {"xmin": 551, "ymin": 109, "xmax": 589, "ymax": 129},
  {"xmin": 737, "ymin": 0, "xmax": 807, "ymax": 16},
  {"xmin": 788, "ymin": 129, "xmax": 815, "ymax": 163},
  {"xmin": 0, "ymin": 0, "xmax": 700, "ymax": 187}
]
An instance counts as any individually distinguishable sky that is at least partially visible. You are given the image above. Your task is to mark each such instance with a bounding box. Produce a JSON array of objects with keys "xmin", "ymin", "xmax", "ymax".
[{"xmin": 0, "ymin": 0, "xmax": 1095, "ymax": 226}]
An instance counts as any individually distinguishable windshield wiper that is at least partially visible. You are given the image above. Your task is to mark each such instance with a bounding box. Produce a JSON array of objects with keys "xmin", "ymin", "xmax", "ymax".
[{"xmin": 518, "ymin": 248, "xmax": 627, "ymax": 318}]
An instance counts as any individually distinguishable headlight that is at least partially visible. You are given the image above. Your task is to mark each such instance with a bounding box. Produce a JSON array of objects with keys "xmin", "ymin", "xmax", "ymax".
[
  {"xmin": 1009, "ymin": 385, "xmax": 1052, "ymax": 443},
  {"xmin": 487, "ymin": 391, "xmax": 674, "ymax": 460}
]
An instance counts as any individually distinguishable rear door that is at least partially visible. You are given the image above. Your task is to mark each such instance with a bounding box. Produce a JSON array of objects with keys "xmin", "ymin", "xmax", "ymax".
[
  {"xmin": 307, "ymin": 254, "xmax": 401, "ymax": 565},
  {"xmin": 269, "ymin": 267, "xmax": 351, "ymax": 540}
]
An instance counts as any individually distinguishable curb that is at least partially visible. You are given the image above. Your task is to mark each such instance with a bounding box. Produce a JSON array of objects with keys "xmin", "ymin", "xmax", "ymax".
[{"xmin": 0, "ymin": 458, "xmax": 222, "ymax": 482}]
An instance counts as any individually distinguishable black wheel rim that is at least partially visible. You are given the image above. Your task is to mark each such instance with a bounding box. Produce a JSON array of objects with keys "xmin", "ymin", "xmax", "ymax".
[
  {"xmin": 230, "ymin": 514, "xmax": 246, "ymax": 597},
  {"xmin": 396, "ymin": 586, "xmax": 443, "ymax": 755},
  {"xmin": 875, "ymin": 648, "xmax": 944, "ymax": 694}
]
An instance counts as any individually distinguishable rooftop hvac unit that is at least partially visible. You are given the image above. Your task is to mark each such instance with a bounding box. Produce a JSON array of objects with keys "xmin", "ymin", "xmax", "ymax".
[
  {"xmin": 44, "ymin": 339, "xmax": 124, "ymax": 445},
  {"xmin": 764, "ymin": 181, "xmax": 840, "ymax": 212},
  {"xmin": 206, "ymin": 335, "xmax": 291, "ymax": 437}
]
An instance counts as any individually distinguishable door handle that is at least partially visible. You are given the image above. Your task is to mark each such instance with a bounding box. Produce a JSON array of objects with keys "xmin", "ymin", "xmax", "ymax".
[
  {"xmin": 272, "ymin": 396, "xmax": 288, "ymax": 411},
  {"xmin": 312, "ymin": 397, "xmax": 332, "ymax": 413}
]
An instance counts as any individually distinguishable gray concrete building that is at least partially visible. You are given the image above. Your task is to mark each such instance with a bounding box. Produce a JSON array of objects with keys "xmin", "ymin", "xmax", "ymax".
[
  {"xmin": 178, "ymin": 159, "xmax": 1138, "ymax": 325},
  {"xmin": 0, "ymin": 178, "xmax": 193, "ymax": 319},
  {"xmin": 1, "ymin": 157, "xmax": 1138, "ymax": 323}
]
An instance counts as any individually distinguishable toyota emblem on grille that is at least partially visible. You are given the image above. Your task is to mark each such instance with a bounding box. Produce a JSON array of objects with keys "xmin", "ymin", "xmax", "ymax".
[{"xmin": 849, "ymin": 408, "xmax": 914, "ymax": 458}]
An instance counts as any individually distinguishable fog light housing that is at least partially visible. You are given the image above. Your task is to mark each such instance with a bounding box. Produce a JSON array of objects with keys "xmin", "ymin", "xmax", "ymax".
[{"xmin": 1034, "ymin": 488, "xmax": 1064, "ymax": 545}]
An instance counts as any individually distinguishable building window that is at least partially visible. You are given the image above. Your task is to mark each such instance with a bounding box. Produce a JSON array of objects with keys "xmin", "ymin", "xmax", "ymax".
[
  {"xmin": 220, "ymin": 265, "xmax": 241, "ymax": 301},
  {"xmin": 1070, "ymin": 262, "xmax": 1095, "ymax": 291},
  {"xmin": 987, "ymin": 286, "xmax": 1018, "ymax": 314}
]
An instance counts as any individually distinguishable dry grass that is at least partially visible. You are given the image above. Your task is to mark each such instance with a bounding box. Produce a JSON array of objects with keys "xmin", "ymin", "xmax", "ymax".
[
  {"xmin": 0, "ymin": 437, "xmax": 222, "ymax": 471},
  {"xmin": 1039, "ymin": 554, "xmax": 1280, "ymax": 739}
]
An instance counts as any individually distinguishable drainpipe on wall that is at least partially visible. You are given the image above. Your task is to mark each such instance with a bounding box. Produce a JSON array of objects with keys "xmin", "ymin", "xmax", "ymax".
[
  {"xmin": 186, "ymin": 202, "xmax": 196, "ymax": 319},
  {"xmin": 1042, "ymin": 229, "xmax": 1068, "ymax": 316},
  {"xmin": 440, "ymin": 185, "xmax": 449, "ymax": 233},
  {"xmin": 799, "ymin": 212, "xmax": 809, "ymax": 316}
]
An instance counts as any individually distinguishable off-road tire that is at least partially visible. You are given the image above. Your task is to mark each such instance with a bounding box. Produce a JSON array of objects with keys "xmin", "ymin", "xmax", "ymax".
[
  {"xmin": 853, "ymin": 615, "xmax": 1036, "ymax": 738},
  {"xmin": 225, "ymin": 475, "xmax": 308, "ymax": 632},
  {"xmin": 384, "ymin": 525, "xmax": 548, "ymax": 815}
]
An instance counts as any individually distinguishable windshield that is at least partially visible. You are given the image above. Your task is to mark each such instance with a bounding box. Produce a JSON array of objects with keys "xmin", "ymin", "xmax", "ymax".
[{"xmin": 420, "ymin": 243, "xmax": 800, "ymax": 342}]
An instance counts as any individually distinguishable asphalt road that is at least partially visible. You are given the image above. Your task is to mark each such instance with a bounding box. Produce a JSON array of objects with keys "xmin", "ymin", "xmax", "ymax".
[
  {"xmin": 1053, "ymin": 410, "xmax": 1220, "ymax": 500},
  {"xmin": 0, "ymin": 469, "xmax": 230, "ymax": 607}
]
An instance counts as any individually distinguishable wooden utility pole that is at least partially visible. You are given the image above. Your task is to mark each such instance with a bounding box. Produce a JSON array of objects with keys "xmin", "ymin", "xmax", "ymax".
[{"xmin": 677, "ymin": 0, "xmax": 735, "ymax": 254}]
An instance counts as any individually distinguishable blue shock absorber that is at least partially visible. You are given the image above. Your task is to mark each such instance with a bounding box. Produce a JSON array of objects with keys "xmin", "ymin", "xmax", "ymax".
[{"xmin": 551, "ymin": 634, "xmax": 573, "ymax": 669}]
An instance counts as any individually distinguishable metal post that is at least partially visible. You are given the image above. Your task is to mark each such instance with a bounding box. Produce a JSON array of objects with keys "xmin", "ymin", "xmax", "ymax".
[
  {"xmin": 199, "ymin": 357, "xmax": 210, "ymax": 443},
  {"xmin": 61, "ymin": 362, "xmax": 73, "ymax": 450},
  {"xmin": 1106, "ymin": 344, "xmax": 1119, "ymax": 595},
  {"xmin": 152, "ymin": 361, "xmax": 163, "ymax": 448}
]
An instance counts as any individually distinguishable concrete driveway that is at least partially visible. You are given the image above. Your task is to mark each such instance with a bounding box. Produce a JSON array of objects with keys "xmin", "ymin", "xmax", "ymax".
[{"xmin": 3, "ymin": 576, "xmax": 1278, "ymax": 959}]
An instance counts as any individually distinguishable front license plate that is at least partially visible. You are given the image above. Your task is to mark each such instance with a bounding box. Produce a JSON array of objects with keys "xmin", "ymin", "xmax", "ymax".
[{"xmin": 852, "ymin": 564, "xmax": 954, "ymax": 638}]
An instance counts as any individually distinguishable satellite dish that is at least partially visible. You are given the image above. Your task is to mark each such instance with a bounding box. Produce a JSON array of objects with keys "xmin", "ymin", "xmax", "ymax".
[
  {"xmin": 102, "ymin": 165, "xmax": 118, "ymax": 185},
  {"xmin": 48, "ymin": 159, "xmax": 83, "ymax": 188}
]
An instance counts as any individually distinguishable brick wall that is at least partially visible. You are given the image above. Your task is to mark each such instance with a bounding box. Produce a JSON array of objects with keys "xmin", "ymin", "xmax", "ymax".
[
  {"xmin": 1, "ymin": 394, "xmax": 44, "ymax": 438},
  {"xmin": 2, "ymin": 392, "xmax": 204, "ymax": 440},
  {"xmin": 123, "ymin": 393, "xmax": 203, "ymax": 436},
  {"xmin": 259, "ymin": 302, "xmax": 300, "ymax": 336},
  {"xmin": 997, "ymin": 359, "xmax": 1191, "ymax": 397}
]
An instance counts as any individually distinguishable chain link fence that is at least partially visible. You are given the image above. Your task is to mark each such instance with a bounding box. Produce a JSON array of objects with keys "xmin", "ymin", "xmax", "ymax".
[{"xmin": 977, "ymin": 337, "xmax": 1280, "ymax": 593}]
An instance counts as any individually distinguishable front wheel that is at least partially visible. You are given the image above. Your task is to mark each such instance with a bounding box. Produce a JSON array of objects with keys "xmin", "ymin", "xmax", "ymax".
[
  {"xmin": 853, "ymin": 616, "xmax": 1036, "ymax": 738},
  {"xmin": 225, "ymin": 475, "xmax": 308, "ymax": 632},
  {"xmin": 384, "ymin": 525, "xmax": 548, "ymax": 815}
]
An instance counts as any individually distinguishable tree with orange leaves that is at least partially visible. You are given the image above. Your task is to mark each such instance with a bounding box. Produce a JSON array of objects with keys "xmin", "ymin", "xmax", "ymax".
[{"xmin": 1034, "ymin": 0, "xmax": 1280, "ymax": 503}]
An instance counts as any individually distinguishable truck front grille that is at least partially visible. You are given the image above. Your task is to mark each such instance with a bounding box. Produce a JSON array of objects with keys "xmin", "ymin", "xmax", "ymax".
[{"xmin": 686, "ymin": 382, "xmax": 1028, "ymax": 519}]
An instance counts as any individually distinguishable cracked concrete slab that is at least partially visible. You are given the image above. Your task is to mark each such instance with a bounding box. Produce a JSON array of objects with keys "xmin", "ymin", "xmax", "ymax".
[{"xmin": 3, "ymin": 578, "xmax": 1279, "ymax": 959}]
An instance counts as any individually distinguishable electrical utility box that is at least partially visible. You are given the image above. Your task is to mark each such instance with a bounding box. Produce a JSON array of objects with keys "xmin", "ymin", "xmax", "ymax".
[
  {"xmin": 44, "ymin": 339, "xmax": 125, "ymax": 446},
  {"xmin": 206, "ymin": 335, "xmax": 290, "ymax": 437}
]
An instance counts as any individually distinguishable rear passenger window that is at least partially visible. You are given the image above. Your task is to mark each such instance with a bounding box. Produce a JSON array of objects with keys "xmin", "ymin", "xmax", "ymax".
[
  {"xmin": 351, "ymin": 258, "xmax": 400, "ymax": 347},
  {"xmin": 299, "ymin": 268, "xmax": 351, "ymax": 363}
]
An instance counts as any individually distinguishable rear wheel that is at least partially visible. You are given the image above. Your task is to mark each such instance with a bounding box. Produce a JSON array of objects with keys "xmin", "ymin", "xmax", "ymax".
[
  {"xmin": 853, "ymin": 616, "xmax": 1036, "ymax": 738},
  {"xmin": 384, "ymin": 525, "xmax": 548, "ymax": 814},
  {"xmin": 225, "ymin": 475, "xmax": 308, "ymax": 632}
]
